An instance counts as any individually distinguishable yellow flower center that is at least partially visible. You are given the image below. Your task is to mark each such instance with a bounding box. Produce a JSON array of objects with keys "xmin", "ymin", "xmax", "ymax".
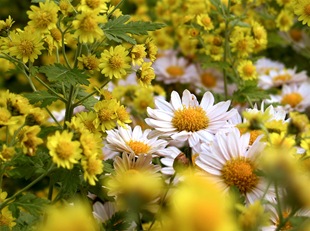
[
  {"xmin": 35, "ymin": 11, "xmax": 53, "ymax": 29},
  {"xmin": 202, "ymin": 16, "xmax": 211, "ymax": 26},
  {"xmin": 127, "ymin": 140, "xmax": 151, "ymax": 155},
  {"xmin": 237, "ymin": 39, "xmax": 248, "ymax": 51},
  {"xmin": 172, "ymin": 107, "xmax": 209, "ymax": 132},
  {"xmin": 249, "ymin": 130, "xmax": 263, "ymax": 145},
  {"xmin": 166, "ymin": 65, "xmax": 184, "ymax": 77},
  {"xmin": 109, "ymin": 55, "xmax": 124, "ymax": 70},
  {"xmin": 98, "ymin": 108, "xmax": 113, "ymax": 121},
  {"xmin": 18, "ymin": 40, "xmax": 34, "ymax": 56},
  {"xmin": 86, "ymin": 158, "xmax": 102, "ymax": 175},
  {"xmin": 281, "ymin": 92, "xmax": 303, "ymax": 107},
  {"xmin": 280, "ymin": 15, "xmax": 290, "ymax": 26},
  {"xmin": 200, "ymin": 72, "xmax": 217, "ymax": 88},
  {"xmin": 80, "ymin": 15, "xmax": 96, "ymax": 32},
  {"xmin": 276, "ymin": 212, "xmax": 292, "ymax": 230},
  {"xmin": 55, "ymin": 142, "xmax": 74, "ymax": 159},
  {"xmin": 289, "ymin": 29, "xmax": 302, "ymax": 42},
  {"xmin": 83, "ymin": 56, "xmax": 99, "ymax": 70},
  {"xmin": 304, "ymin": 4, "xmax": 310, "ymax": 16},
  {"xmin": 86, "ymin": 0, "xmax": 100, "ymax": 9},
  {"xmin": 213, "ymin": 36, "xmax": 222, "ymax": 46},
  {"xmin": 221, "ymin": 158, "xmax": 259, "ymax": 194},
  {"xmin": 273, "ymin": 73, "xmax": 292, "ymax": 82},
  {"xmin": 50, "ymin": 28, "xmax": 62, "ymax": 42},
  {"xmin": 243, "ymin": 64, "xmax": 255, "ymax": 77}
]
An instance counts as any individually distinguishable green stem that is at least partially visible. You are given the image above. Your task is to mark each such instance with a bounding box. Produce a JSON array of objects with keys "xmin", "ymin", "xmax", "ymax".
[
  {"xmin": 33, "ymin": 75, "xmax": 67, "ymax": 103},
  {"xmin": 73, "ymin": 42, "xmax": 83, "ymax": 68},
  {"xmin": 0, "ymin": 163, "xmax": 55, "ymax": 211},
  {"xmin": 274, "ymin": 180, "xmax": 283, "ymax": 224},
  {"xmin": 275, "ymin": 208, "xmax": 298, "ymax": 231},
  {"xmin": 148, "ymin": 173, "xmax": 176, "ymax": 231},
  {"xmin": 222, "ymin": 1, "xmax": 231, "ymax": 100},
  {"xmin": 64, "ymin": 85, "xmax": 75, "ymax": 129},
  {"xmin": 72, "ymin": 78, "xmax": 110, "ymax": 107}
]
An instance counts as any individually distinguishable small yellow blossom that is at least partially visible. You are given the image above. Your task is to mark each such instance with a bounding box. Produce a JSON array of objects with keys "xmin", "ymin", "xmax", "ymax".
[
  {"xmin": 47, "ymin": 130, "xmax": 82, "ymax": 169},
  {"xmin": 27, "ymin": 0, "xmax": 59, "ymax": 32},
  {"xmin": 81, "ymin": 155, "xmax": 104, "ymax": 185},
  {"xmin": 99, "ymin": 45, "xmax": 132, "ymax": 79},
  {"xmin": 237, "ymin": 60, "xmax": 257, "ymax": 81}
]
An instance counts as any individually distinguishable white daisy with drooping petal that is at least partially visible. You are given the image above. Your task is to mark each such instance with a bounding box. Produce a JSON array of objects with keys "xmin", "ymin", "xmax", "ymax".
[
  {"xmin": 255, "ymin": 57, "xmax": 285, "ymax": 76},
  {"xmin": 158, "ymin": 146, "xmax": 183, "ymax": 175},
  {"xmin": 267, "ymin": 82, "xmax": 310, "ymax": 112},
  {"xmin": 153, "ymin": 52, "xmax": 198, "ymax": 84},
  {"xmin": 195, "ymin": 127, "xmax": 274, "ymax": 205},
  {"xmin": 105, "ymin": 125, "xmax": 168, "ymax": 156},
  {"xmin": 145, "ymin": 89, "xmax": 237, "ymax": 147},
  {"xmin": 258, "ymin": 67, "xmax": 308, "ymax": 90}
]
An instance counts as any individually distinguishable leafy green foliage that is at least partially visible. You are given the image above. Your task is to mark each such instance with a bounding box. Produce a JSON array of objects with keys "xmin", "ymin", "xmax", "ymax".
[
  {"xmin": 7, "ymin": 149, "xmax": 50, "ymax": 180},
  {"xmin": 39, "ymin": 64, "xmax": 90, "ymax": 86},
  {"xmin": 49, "ymin": 167, "xmax": 81, "ymax": 201},
  {"xmin": 23, "ymin": 90, "xmax": 59, "ymax": 107},
  {"xmin": 9, "ymin": 194, "xmax": 49, "ymax": 216},
  {"xmin": 104, "ymin": 211, "xmax": 133, "ymax": 231},
  {"xmin": 102, "ymin": 15, "xmax": 165, "ymax": 44},
  {"xmin": 232, "ymin": 81, "xmax": 270, "ymax": 105}
]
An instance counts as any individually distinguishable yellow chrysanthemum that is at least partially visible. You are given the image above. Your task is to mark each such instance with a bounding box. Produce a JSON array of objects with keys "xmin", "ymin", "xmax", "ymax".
[
  {"xmin": 47, "ymin": 130, "xmax": 82, "ymax": 169},
  {"xmin": 251, "ymin": 21, "xmax": 267, "ymax": 53},
  {"xmin": 27, "ymin": 0, "xmax": 59, "ymax": 32},
  {"xmin": 72, "ymin": 11, "xmax": 107, "ymax": 43},
  {"xmin": 136, "ymin": 62, "xmax": 155, "ymax": 86},
  {"xmin": 93, "ymin": 99, "xmax": 118, "ymax": 132},
  {"xmin": 133, "ymin": 88, "xmax": 155, "ymax": 114},
  {"xmin": 237, "ymin": 60, "xmax": 257, "ymax": 81},
  {"xmin": 294, "ymin": 0, "xmax": 310, "ymax": 26},
  {"xmin": 37, "ymin": 201, "xmax": 99, "ymax": 231},
  {"xmin": 107, "ymin": 153, "xmax": 163, "ymax": 202},
  {"xmin": 163, "ymin": 170, "xmax": 236, "ymax": 231},
  {"xmin": 77, "ymin": 54, "xmax": 100, "ymax": 72},
  {"xmin": 79, "ymin": 130, "xmax": 103, "ymax": 158},
  {"xmin": 0, "ymin": 145, "xmax": 15, "ymax": 162},
  {"xmin": 0, "ymin": 15, "xmax": 14, "ymax": 36},
  {"xmin": 0, "ymin": 207, "xmax": 16, "ymax": 229},
  {"xmin": 9, "ymin": 30, "xmax": 44, "ymax": 63},
  {"xmin": 81, "ymin": 155, "xmax": 104, "ymax": 185},
  {"xmin": 18, "ymin": 125, "xmax": 43, "ymax": 156},
  {"xmin": 130, "ymin": 44, "xmax": 147, "ymax": 66},
  {"xmin": 230, "ymin": 30, "xmax": 255, "ymax": 58},
  {"xmin": 276, "ymin": 9, "xmax": 294, "ymax": 31},
  {"xmin": 78, "ymin": 0, "xmax": 108, "ymax": 12},
  {"xmin": 99, "ymin": 45, "xmax": 132, "ymax": 79},
  {"xmin": 145, "ymin": 37, "xmax": 158, "ymax": 62},
  {"xmin": 196, "ymin": 13, "xmax": 214, "ymax": 31}
]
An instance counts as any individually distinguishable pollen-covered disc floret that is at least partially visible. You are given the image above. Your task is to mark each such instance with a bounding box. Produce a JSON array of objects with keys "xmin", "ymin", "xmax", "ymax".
[
  {"xmin": 146, "ymin": 89, "xmax": 237, "ymax": 147},
  {"xmin": 195, "ymin": 127, "xmax": 274, "ymax": 204}
]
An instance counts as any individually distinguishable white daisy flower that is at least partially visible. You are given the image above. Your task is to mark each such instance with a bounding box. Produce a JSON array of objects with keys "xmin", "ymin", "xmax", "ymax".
[
  {"xmin": 255, "ymin": 57, "xmax": 285, "ymax": 76},
  {"xmin": 105, "ymin": 125, "xmax": 168, "ymax": 156},
  {"xmin": 92, "ymin": 201, "xmax": 117, "ymax": 223},
  {"xmin": 195, "ymin": 127, "xmax": 274, "ymax": 204},
  {"xmin": 267, "ymin": 83, "xmax": 310, "ymax": 112},
  {"xmin": 145, "ymin": 89, "xmax": 237, "ymax": 147},
  {"xmin": 258, "ymin": 68, "xmax": 308, "ymax": 90},
  {"xmin": 153, "ymin": 52, "xmax": 197, "ymax": 84},
  {"xmin": 193, "ymin": 65, "xmax": 225, "ymax": 94}
]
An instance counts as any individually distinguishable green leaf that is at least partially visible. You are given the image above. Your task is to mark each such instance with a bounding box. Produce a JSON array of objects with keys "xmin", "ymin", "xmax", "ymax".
[
  {"xmin": 104, "ymin": 211, "xmax": 132, "ymax": 231},
  {"xmin": 12, "ymin": 194, "xmax": 49, "ymax": 216},
  {"xmin": 232, "ymin": 81, "xmax": 270, "ymax": 104},
  {"xmin": 23, "ymin": 91, "xmax": 59, "ymax": 107},
  {"xmin": 102, "ymin": 15, "xmax": 165, "ymax": 44},
  {"xmin": 49, "ymin": 167, "xmax": 81, "ymax": 201},
  {"xmin": 39, "ymin": 64, "xmax": 90, "ymax": 86}
]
